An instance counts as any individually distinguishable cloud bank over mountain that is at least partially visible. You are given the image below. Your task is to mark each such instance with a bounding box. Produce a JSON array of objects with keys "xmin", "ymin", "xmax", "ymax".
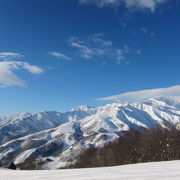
[{"xmin": 96, "ymin": 85, "xmax": 180, "ymax": 102}]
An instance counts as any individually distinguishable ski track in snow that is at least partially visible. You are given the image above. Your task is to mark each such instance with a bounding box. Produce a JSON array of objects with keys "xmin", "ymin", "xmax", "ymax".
[{"xmin": 1, "ymin": 160, "xmax": 180, "ymax": 180}]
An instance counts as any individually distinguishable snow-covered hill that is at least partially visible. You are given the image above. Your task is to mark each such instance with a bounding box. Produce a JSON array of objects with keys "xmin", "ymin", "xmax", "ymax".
[
  {"xmin": 1, "ymin": 160, "xmax": 180, "ymax": 180},
  {"xmin": 0, "ymin": 97, "xmax": 180, "ymax": 169}
]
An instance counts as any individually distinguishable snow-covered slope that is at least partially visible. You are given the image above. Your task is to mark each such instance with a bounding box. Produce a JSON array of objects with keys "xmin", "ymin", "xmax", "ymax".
[
  {"xmin": 0, "ymin": 97, "xmax": 180, "ymax": 169},
  {"xmin": 0, "ymin": 107, "xmax": 96, "ymax": 144},
  {"xmin": 0, "ymin": 111, "xmax": 66, "ymax": 144},
  {"xmin": 1, "ymin": 160, "xmax": 180, "ymax": 180}
]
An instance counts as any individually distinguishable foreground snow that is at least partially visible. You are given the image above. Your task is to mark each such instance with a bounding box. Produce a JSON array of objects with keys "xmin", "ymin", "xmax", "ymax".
[{"xmin": 1, "ymin": 160, "xmax": 180, "ymax": 180}]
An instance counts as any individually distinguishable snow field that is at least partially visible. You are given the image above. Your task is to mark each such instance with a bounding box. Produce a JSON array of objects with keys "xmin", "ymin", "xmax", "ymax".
[{"xmin": 1, "ymin": 160, "xmax": 180, "ymax": 180}]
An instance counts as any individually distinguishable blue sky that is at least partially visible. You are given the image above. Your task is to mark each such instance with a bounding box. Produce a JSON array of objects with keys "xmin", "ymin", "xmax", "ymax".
[{"xmin": 0, "ymin": 0, "xmax": 180, "ymax": 115}]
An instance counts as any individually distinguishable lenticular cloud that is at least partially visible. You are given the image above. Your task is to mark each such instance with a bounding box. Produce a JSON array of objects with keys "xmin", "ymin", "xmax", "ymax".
[{"xmin": 96, "ymin": 85, "xmax": 180, "ymax": 103}]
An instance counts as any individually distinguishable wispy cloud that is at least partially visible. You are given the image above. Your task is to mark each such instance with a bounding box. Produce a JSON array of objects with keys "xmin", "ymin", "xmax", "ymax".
[
  {"xmin": 135, "ymin": 49, "xmax": 141, "ymax": 55},
  {"xmin": 141, "ymin": 27, "xmax": 155, "ymax": 37},
  {"xmin": 89, "ymin": 33, "xmax": 112, "ymax": 47},
  {"xmin": 69, "ymin": 37, "xmax": 101, "ymax": 59},
  {"xmin": 119, "ymin": 19, "xmax": 127, "ymax": 28},
  {"xmin": 116, "ymin": 45, "xmax": 129, "ymax": 64},
  {"xmin": 0, "ymin": 61, "xmax": 43, "ymax": 87},
  {"xmin": 141, "ymin": 27, "xmax": 148, "ymax": 34},
  {"xmin": 68, "ymin": 33, "xmax": 134, "ymax": 64},
  {"xmin": 48, "ymin": 51, "xmax": 71, "ymax": 61},
  {"xmin": 96, "ymin": 85, "xmax": 180, "ymax": 103},
  {"xmin": 0, "ymin": 52, "xmax": 23, "ymax": 60},
  {"xmin": 79, "ymin": 0, "xmax": 168, "ymax": 12},
  {"xmin": 79, "ymin": 0, "xmax": 120, "ymax": 8},
  {"xmin": 68, "ymin": 33, "xmax": 111, "ymax": 59}
]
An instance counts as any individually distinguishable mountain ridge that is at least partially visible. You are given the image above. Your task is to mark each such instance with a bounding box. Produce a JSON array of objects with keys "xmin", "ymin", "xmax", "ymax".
[{"xmin": 0, "ymin": 96, "xmax": 180, "ymax": 169}]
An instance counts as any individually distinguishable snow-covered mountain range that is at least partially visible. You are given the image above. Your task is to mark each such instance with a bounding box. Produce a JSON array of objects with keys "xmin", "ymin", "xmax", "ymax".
[{"xmin": 0, "ymin": 97, "xmax": 180, "ymax": 169}]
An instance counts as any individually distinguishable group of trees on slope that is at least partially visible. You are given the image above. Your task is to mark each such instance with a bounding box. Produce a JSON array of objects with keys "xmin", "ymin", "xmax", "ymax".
[
  {"xmin": 69, "ymin": 127, "xmax": 180, "ymax": 168},
  {"xmin": 4, "ymin": 126, "xmax": 180, "ymax": 170}
]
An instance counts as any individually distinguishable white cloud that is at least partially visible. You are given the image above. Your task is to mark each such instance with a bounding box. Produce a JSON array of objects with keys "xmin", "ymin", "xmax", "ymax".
[
  {"xmin": 124, "ymin": 0, "xmax": 167, "ymax": 12},
  {"xmin": 48, "ymin": 51, "xmax": 71, "ymax": 60},
  {"xmin": 0, "ymin": 61, "xmax": 43, "ymax": 87},
  {"xmin": 68, "ymin": 33, "xmax": 132, "ymax": 64},
  {"xmin": 0, "ymin": 52, "xmax": 23, "ymax": 60},
  {"xmin": 21, "ymin": 62, "xmax": 44, "ymax": 74},
  {"xmin": 79, "ymin": 0, "xmax": 168, "ymax": 12},
  {"xmin": 96, "ymin": 85, "xmax": 180, "ymax": 103}
]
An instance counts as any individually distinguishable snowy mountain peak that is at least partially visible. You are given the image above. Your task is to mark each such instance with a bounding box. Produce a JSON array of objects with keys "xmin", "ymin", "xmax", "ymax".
[
  {"xmin": 142, "ymin": 97, "xmax": 180, "ymax": 109},
  {"xmin": 70, "ymin": 105, "xmax": 94, "ymax": 112}
]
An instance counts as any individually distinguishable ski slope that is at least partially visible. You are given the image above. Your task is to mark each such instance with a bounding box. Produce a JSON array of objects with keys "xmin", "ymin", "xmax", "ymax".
[{"xmin": 1, "ymin": 160, "xmax": 180, "ymax": 180}]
